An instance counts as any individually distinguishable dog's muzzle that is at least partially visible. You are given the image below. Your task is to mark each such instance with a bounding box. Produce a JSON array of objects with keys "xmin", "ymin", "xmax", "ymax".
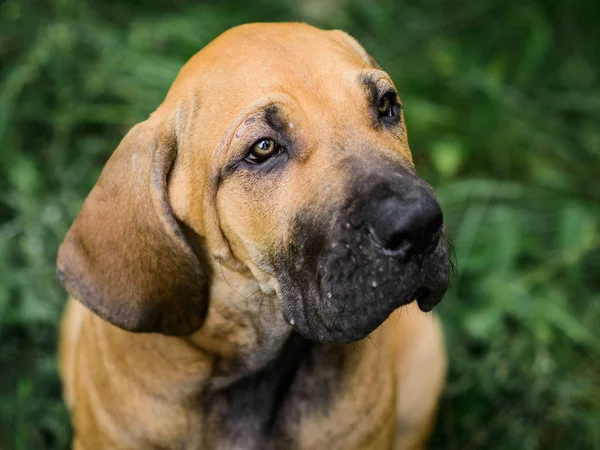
[{"xmin": 275, "ymin": 164, "xmax": 450, "ymax": 344}]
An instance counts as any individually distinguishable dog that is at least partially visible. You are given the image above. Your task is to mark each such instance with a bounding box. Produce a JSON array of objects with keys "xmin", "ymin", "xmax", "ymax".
[{"xmin": 57, "ymin": 23, "xmax": 450, "ymax": 449}]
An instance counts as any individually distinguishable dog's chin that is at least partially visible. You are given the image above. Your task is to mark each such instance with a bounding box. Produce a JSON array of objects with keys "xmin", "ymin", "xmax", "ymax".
[
  {"xmin": 282, "ymin": 280, "xmax": 446, "ymax": 344},
  {"xmin": 278, "ymin": 241, "xmax": 450, "ymax": 344},
  {"xmin": 282, "ymin": 296, "xmax": 406, "ymax": 345}
]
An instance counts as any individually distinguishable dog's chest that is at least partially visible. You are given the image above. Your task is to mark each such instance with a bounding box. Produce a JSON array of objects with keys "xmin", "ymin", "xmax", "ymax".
[{"xmin": 194, "ymin": 336, "xmax": 396, "ymax": 450}]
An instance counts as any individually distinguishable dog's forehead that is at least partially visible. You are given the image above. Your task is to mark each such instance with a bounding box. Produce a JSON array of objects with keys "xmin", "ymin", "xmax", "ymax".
[
  {"xmin": 165, "ymin": 23, "xmax": 368, "ymax": 106},
  {"xmin": 204, "ymin": 23, "xmax": 363, "ymax": 74}
]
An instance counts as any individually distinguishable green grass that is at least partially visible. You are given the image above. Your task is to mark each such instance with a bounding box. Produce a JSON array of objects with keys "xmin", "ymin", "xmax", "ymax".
[{"xmin": 1, "ymin": 0, "xmax": 599, "ymax": 448}]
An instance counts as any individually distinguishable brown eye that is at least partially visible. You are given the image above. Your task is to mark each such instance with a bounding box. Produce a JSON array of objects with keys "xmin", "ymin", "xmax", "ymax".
[
  {"xmin": 377, "ymin": 96, "xmax": 391, "ymax": 115},
  {"xmin": 244, "ymin": 138, "xmax": 283, "ymax": 164},
  {"xmin": 377, "ymin": 93, "xmax": 401, "ymax": 120}
]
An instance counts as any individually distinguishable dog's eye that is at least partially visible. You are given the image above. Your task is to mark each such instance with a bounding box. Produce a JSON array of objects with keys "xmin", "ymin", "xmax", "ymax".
[
  {"xmin": 245, "ymin": 138, "xmax": 283, "ymax": 164},
  {"xmin": 377, "ymin": 93, "xmax": 401, "ymax": 120}
]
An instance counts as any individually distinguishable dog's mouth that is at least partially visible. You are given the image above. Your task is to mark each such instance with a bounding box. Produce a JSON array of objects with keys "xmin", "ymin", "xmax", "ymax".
[{"xmin": 274, "ymin": 204, "xmax": 450, "ymax": 344}]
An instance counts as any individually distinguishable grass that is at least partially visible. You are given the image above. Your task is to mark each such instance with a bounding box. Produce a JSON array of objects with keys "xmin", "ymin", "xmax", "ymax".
[{"xmin": 1, "ymin": 0, "xmax": 599, "ymax": 448}]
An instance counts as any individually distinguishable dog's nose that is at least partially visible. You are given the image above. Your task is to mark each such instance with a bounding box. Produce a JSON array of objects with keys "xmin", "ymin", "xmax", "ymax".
[{"xmin": 368, "ymin": 188, "xmax": 443, "ymax": 258}]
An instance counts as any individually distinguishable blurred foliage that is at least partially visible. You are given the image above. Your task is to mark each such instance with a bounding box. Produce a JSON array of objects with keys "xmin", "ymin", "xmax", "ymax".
[{"xmin": 1, "ymin": 0, "xmax": 599, "ymax": 448}]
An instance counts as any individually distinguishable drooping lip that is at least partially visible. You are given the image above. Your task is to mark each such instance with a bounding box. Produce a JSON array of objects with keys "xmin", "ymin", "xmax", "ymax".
[
  {"xmin": 414, "ymin": 283, "xmax": 447, "ymax": 312},
  {"xmin": 282, "ymin": 286, "xmax": 434, "ymax": 344},
  {"xmin": 277, "ymin": 209, "xmax": 451, "ymax": 342},
  {"xmin": 281, "ymin": 255, "xmax": 450, "ymax": 342}
]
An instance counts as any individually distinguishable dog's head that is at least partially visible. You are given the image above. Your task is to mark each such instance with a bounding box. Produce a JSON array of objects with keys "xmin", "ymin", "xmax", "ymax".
[{"xmin": 57, "ymin": 23, "xmax": 449, "ymax": 343}]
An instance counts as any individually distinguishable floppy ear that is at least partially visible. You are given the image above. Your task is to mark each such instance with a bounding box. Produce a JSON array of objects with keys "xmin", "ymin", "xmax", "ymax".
[{"xmin": 57, "ymin": 119, "xmax": 209, "ymax": 335}]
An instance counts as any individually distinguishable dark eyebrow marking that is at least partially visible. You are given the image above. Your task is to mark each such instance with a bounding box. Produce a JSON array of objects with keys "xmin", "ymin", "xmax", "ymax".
[
  {"xmin": 264, "ymin": 104, "xmax": 287, "ymax": 134},
  {"xmin": 360, "ymin": 72, "xmax": 379, "ymax": 105}
]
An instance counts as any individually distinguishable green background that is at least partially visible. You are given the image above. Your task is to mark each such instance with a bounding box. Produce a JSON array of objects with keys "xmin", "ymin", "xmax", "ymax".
[{"xmin": 1, "ymin": 0, "xmax": 599, "ymax": 448}]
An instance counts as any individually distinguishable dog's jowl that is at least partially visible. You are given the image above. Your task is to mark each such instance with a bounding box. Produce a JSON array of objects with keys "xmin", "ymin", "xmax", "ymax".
[{"xmin": 57, "ymin": 23, "xmax": 450, "ymax": 450}]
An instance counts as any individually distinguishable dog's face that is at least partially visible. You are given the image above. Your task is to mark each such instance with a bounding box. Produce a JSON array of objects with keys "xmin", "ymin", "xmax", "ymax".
[
  {"xmin": 58, "ymin": 23, "xmax": 449, "ymax": 342},
  {"xmin": 192, "ymin": 24, "xmax": 450, "ymax": 343}
]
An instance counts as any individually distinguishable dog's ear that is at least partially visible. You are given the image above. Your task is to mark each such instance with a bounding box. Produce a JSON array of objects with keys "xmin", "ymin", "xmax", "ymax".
[{"xmin": 57, "ymin": 119, "xmax": 209, "ymax": 335}]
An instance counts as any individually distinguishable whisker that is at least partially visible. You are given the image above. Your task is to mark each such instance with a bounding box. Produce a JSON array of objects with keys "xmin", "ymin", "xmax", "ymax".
[
  {"xmin": 353, "ymin": 341, "xmax": 366, "ymax": 357},
  {"xmin": 395, "ymin": 305, "xmax": 404, "ymax": 325},
  {"xmin": 216, "ymin": 289, "xmax": 262, "ymax": 313},
  {"xmin": 446, "ymin": 238, "xmax": 460, "ymax": 303},
  {"xmin": 219, "ymin": 262, "xmax": 248, "ymax": 299},
  {"xmin": 367, "ymin": 335, "xmax": 379, "ymax": 351}
]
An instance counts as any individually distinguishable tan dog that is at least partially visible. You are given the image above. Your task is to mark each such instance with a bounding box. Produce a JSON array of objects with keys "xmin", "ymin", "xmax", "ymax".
[{"xmin": 57, "ymin": 23, "xmax": 450, "ymax": 449}]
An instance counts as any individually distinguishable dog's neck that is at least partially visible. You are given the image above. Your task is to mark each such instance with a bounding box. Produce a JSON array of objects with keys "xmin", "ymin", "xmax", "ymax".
[
  {"xmin": 92, "ymin": 262, "xmax": 299, "ymax": 399},
  {"xmin": 79, "ymin": 262, "xmax": 392, "ymax": 447},
  {"xmin": 187, "ymin": 262, "xmax": 296, "ymax": 388}
]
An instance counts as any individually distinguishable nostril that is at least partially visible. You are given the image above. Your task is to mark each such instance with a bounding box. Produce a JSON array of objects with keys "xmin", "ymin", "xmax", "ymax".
[
  {"xmin": 368, "ymin": 226, "xmax": 411, "ymax": 256},
  {"xmin": 384, "ymin": 232, "xmax": 411, "ymax": 253}
]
